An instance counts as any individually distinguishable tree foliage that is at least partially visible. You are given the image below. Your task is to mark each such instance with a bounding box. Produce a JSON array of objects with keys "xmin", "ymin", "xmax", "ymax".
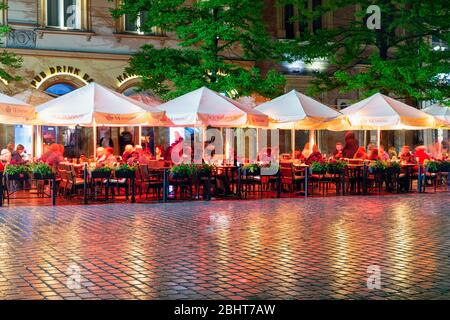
[
  {"xmin": 111, "ymin": 0, "xmax": 285, "ymax": 100},
  {"xmin": 279, "ymin": 0, "xmax": 450, "ymax": 104},
  {"xmin": 0, "ymin": 3, "xmax": 22, "ymax": 84}
]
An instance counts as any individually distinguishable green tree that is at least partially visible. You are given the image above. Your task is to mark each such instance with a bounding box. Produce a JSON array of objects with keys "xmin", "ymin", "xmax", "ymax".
[
  {"xmin": 0, "ymin": 2, "xmax": 22, "ymax": 84},
  {"xmin": 111, "ymin": 0, "xmax": 285, "ymax": 100},
  {"xmin": 279, "ymin": 0, "xmax": 450, "ymax": 104}
]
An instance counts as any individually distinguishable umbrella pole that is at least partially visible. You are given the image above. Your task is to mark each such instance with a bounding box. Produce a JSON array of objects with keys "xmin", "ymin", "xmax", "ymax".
[
  {"xmin": 36, "ymin": 125, "xmax": 42, "ymax": 158},
  {"xmin": 256, "ymin": 128, "xmax": 260, "ymax": 159},
  {"xmin": 309, "ymin": 130, "xmax": 315, "ymax": 152},
  {"xmin": 138, "ymin": 126, "xmax": 143, "ymax": 146},
  {"xmin": 202, "ymin": 126, "xmax": 206, "ymax": 163},
  {"xmin": 377, "ymin": 127, "xmax": 381, "ymax": 150},
  {"xmin": 31, "ymin": 125, "xmax": 35, "ymax": 159},
  {"xmin": 291, "ymin": 128, "xmax": 295, "ymax": 158},
  {"xmin": 93, "ymin": 119, "xmax": 97, "ymax": 159}
]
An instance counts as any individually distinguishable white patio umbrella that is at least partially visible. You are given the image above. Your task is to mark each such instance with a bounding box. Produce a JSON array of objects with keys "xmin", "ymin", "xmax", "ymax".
[
  {"xmin": 35, "ymin": 82, "xmax": 165, "ymax": 156},
  {"xmin": 12, "ymin": 89, "xmax": 54, "ymax": 158},
  {"xmin": 0, "ymin": 92, "xmax": 35, "ymax": 124},
  {"xmin": 422, "ymin": 103, "xmax": 450, "ymax": 127},
  {"xmin": 328, "ymin": 93, "xmax": 442, "ymax": 148},
  {"xmin": 129, "ymin": 93, "xmax": 163, "ymax": 145},
  {"xmin": 157, "ymin": 86, "xmax": 268, "ymax": 128},
  {"xmin": 157, "ymin": 86, "xmax": 268, "ymax": 163},
  {"xmin": 255, "ymin": 90, "xmax": 342, "ymax": 156}
]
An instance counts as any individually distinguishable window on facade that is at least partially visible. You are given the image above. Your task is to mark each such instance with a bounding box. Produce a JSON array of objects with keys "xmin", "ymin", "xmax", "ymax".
[
  {"xmin": 124, "ymin": 11, "xmax": 162, "ymax": 35},
  {"xmin": 284, "ymin": 4, "xmax": 295, "ymax": 39},
  {"xmin": 46, "ymin": 0, "xmax": 81, "ymax": 29}
]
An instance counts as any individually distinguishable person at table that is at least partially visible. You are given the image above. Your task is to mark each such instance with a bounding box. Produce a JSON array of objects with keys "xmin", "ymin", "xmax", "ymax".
[
  {"xmin": 366, "ymin": 143, "xmax": 375, "ymax": 155},
  {"xmin": 96, "ymin": 147, "xmax": 105, "ymax": 162},
  {"xmin": 332, "ymin": 142, "xmax": 344, "ymax": 160},
  {"xmin": 342, "ymin": 131, "xmax": 359, "ymax": 158},
  {"xmin": 368, "ymin": 148, "xmax": 380, "ymax": 161},
  {"xmin": 378, "ymin": 145, "xmax": 390, "ymax": 161},
  {"xmin": 0, "ymin": 142, "xmax": 14, "ymax": 164},
  {"xmin": 122, "ymin": 144, "xmax": 135, "ymax": 162},
  {"xmin": 154, "ymin": 145, "xmax": 164, "ymax": 161},
  {"xmin": 353, "ymin": 147, "xmax": 368, "ymax": 160},
  {"xmin": 399, "ymin": 146, "xmax": 416, "ymax": 164},
  {"xmin": 98, "ymin": 147, "xmax": 116, "ymax": 167},
  {"xmin": 301, "ymin": 143, "xmax": 311, "ymax": 159},
  {"xmin": 413, "ymin": 145, "xmax": 431, "ymax": 165},
  {"xmin": 10, "ymin": 144, "xmax": 28, "ymax": 165},
  {"xmin": 388, "ymin": 146, "xmax": 398, "ymax": 160},
  {"xmin": 99, "ymin": 130, "xmax": 114, "ymax": 148},
  {"xmin": 41, "ymin": 143, "xmax": 63, "ymax": 167},
  {"xmin": 305, "ymin": 145, "xmax": 323, "ymax": 165}
]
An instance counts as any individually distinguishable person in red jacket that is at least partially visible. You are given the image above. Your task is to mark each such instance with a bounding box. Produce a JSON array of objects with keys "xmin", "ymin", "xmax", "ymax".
[{"xmin": 413, "ymin": 146, "xmax": 431, "ymax": 165}]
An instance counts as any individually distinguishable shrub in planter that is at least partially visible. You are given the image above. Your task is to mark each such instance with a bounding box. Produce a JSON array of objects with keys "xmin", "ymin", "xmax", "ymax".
[
  {"xmin": 310, "ymin": 161, "xmax": 327, "ymax": 174},
  {"xmin": 115, "ymin": 164, "xmax": 136, "ymax": 179},
  {"xmin": 326, "ymin": 160, "xmax": 346, "ymax": 174},
  {"xmin": 196, "ymin": 163, "xmax": 215, "ymax": 177},
  {"xmin": 424, "ymin": 160, "xmax": 439, "ymax": 173},
  {"xmin": 91, "ymin": 166, "xmax": 112, "ymax": 179},
  {"xmin": 439, "ymin": 161, "xmax": 450, "ymax": 172},
  {"xmin": 170, "ymin": 163, "xmax": 195, "ymax": 179},
  {"xmin": 31, "ymin": 163, "xmax": 55, "ymax": 179},
  {"xmin": 241, "ymin": 163, "xmax": 261, "ymax": 176},
  {"xmin": 388, "ymin": 161, "xmax": 401, "ymax": 173},
  {"xmin": 4, "ymin": 165, "xmax": 31, "ymax": 180},
  {"xmin": 369, "ymin": 160, "xmax": 388, "ymax": 174}
]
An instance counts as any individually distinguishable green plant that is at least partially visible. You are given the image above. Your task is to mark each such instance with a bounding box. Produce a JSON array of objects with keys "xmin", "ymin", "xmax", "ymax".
[
  {"xmin": 31, "ymin": 162, "xmax": 53, "ymax": 177},
  {"xmin": 170, "ymin": 163, "xmax": 195, "ymax": 178},
  {"xmin": 93, "ymin": 166, "xmax": 112, "ymax": 173},
  {"xmin": 369, "ymin": 160, "xmax": 388, "ymax": 172},
  {"xmin": 196, "ymin": 163, "xmax": 215, "ymax": 177},
  {"xmin": 425, "ymin": 160, "xmax": 439, "ymax": 173},
  {"xmin": 310, "ymin": 161, "xmax": 327, "ymax": 174},
  {"xmin": 438, "ymin": 161, "xmax": 450, "ymax": 172},
  {"xmin": 4, "ymin": 164, "xmax": 31, "ymax": 176},
  {"xmin": 326, "ymin": 160, "xmax": 346, "ymax": 173},
  {"xmin": 242, "ymin": 163, "xmax": 261, "ymax": 175},
  {"xmin": 115, "ymin": 164, "xmax": 137, "ymax": 172},
  {"xmin": 389, "ymin": 161, "xmax": 401, "ymax": 172}
]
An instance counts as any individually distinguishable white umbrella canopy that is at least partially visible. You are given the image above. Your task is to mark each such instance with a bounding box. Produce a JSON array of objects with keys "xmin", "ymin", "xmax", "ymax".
[
  {"xmin": 329, "ymin": 93, "xmax": 441, "ymax": 131},
  {"xmin": 0, "ymin": 92, "xmax": 35, "ymax": 124},
  {"xmin": 422, "ymin": 103, "xmax": 450, "ymax": 128},
  {"xmin": 129, "ymin": 93, "xmax": 163, "ymax": 107},
  {"xmin": 157, "ymin": 86, "xmax": 268, "ymax": 128},
  {"xmin": 255, "ymin": 90, "xmax": 341, "ymax": 129},
  {"xmin": 35, "ymin": 82, "xmax": 165, "ymax": 126},
  {"xmin": 13, "ymin": 89, "xmax": 54, "ymax": 106}
]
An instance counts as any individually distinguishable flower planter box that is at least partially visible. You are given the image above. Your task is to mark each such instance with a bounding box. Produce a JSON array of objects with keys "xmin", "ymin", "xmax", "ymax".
[
  {"xmin": 33, "ymin": 173, "xmax": 56, "ymax": 180},
  {"xmin": 7, "ymin": 173, "xmax": 30, "ymax": 181},
  {"xmin": 91, "ymin": 171, "xmax": 111, "ymax": 179},
  {"xmin": 115, "ymin": 170, "xmax": 135, "ymax": 179}
]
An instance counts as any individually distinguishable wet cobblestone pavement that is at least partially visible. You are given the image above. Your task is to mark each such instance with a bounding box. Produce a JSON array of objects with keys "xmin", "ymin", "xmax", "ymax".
[{"xmin": 0, "ymin": 193, "xmax": 450, "ymax": 299}]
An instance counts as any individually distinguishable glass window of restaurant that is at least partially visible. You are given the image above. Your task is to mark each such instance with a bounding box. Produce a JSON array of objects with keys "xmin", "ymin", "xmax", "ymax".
[{"xmin": 40, "ymin": 82, "xmax": 94, "ymax": 159}]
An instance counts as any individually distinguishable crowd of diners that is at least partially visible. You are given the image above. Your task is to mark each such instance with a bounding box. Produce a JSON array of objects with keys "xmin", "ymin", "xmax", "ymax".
[
  {"xmin": 289, "ymin": 132, "xmax": 449, "ymax": 166},
  {"xmin": 1, "ymin": 131, "xmax": 449, "ymax": 172}
]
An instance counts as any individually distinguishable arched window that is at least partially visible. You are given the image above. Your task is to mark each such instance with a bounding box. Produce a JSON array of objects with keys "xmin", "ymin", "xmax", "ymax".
[{"xmin": 44, "ymin": 83, "xmax": 77, "ymax": 96}]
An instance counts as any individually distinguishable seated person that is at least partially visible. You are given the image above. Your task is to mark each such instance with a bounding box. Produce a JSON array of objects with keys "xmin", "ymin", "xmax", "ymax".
[
  {"xmin": 98, "ymin": 147, "xmax": 116, "ymax": 167},
  {"xmin": 388, "ymin": 146, "xmax": 398, "ymax": 160},
  {"xmin": 154, "ymin": 145, "xmax": 164, "ymax": 161},
  {"xmin": 379, "ymin": 145, "xmax": 390, "ymax": 161},
  {"xmin": 353, "ymin": 147, "xmax": 368, "ymax": 160},
  {"xmin": 399, "ymin": 146, "xmax": 416, "ymax": 164},
  {"xmin": 10, "ymin": 144, "xmax": 28, "ymax": 165},
  {"xmin": 413, "ymin": 145, "xmax": 431, "ymax": 165},
  {"xmin": 122, "ymin": 144, "xmax": 135, "ymax": 162},
  {"xmin": 332, "ymin": 142, "xmax": 343, "ymax": 160},
  {"xmin": 305, "ymin": 145, "xmax": 323, "ymax": 165},
  {"xmin": 96, "ymin": 147, "xmax": 105, "ymax": 162},
  {"xmin": 368, "ymin": 148, "xmax": 379, "ymax": 161}
]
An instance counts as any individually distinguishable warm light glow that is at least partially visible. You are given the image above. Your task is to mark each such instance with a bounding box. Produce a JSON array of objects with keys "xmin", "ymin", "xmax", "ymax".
[{"xmin": 35, "ymin": 72, "xmax": 90, "ymax": 89}]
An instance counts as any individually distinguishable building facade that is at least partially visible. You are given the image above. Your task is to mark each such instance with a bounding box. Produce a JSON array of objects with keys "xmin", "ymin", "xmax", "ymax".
[{"xmin": 0, "ymin": 0, "xmax": 443, "ymax": 157}]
